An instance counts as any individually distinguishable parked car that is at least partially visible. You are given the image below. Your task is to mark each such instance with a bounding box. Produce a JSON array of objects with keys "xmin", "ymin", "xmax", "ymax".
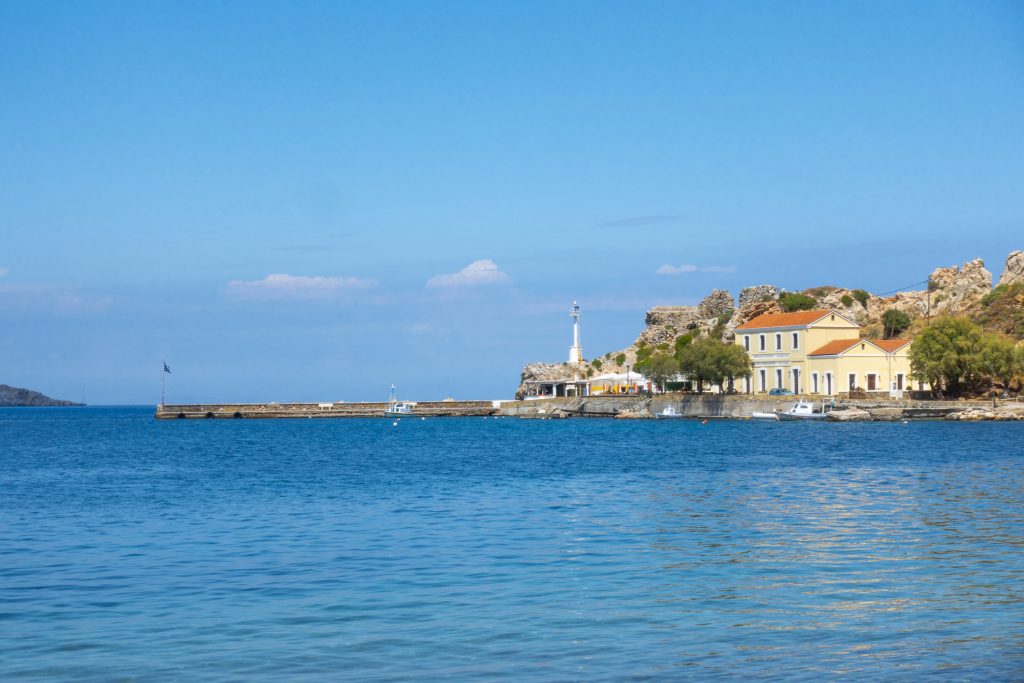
[{"xmin": 768, "ymin": 388, "xmax": 795, "ymax": 396}]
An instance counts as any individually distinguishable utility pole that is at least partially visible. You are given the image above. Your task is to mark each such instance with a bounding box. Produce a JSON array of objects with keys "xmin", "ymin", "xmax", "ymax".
[{"xmin": 926, "ymin": 277, "xmax": 931, "ymax": 320}]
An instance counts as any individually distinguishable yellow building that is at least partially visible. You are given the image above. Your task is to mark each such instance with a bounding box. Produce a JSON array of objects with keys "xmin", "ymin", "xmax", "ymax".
[
  {"xmin": 735, "ymin": 309, "xmax": 860, "ymax": 394},
  {"xmin": 734, "ymin": 309, "xmax": 917, "ymax": 396},
  {"xmin": 806, "ymin": 338, "xmax": 913, "ymax": 395}
]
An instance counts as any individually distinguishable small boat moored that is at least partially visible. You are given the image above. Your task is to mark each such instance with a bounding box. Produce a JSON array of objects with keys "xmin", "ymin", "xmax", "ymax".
[
  {"xmin": 655, "ymin": 404, "xmax": 685, "ymax": 419},
  {"xmin": 776, "ymin": 399, "xmax": 831, "ymax": 421},
  {"xmin": 384, "ymin": 384, "xmax": 416, "ymax": 418},
  {"xmin": 750, "ymin": 411, "xmax": 779, "ymax": 420}
]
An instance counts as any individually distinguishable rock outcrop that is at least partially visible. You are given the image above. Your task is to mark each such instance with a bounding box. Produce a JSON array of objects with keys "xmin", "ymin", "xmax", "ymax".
[
  {"xmin": 514, "ymin": 362, "xmax": 590, "ymax": 400},
  {"xmin": 636, "ymin": 306, "xmax": 701, "ymax": 346},
  {"xmin": 0, "ymin": 384, "xmax": 83, "ymax": 407},
  {"xmin": 927, "ymin": 258, "xmax": 992, "ymax": 315},
  {"xmin": 999, "ymin": 251, "xmax": 1024, "ymax": 287},
  {"xmin": 946, "ymin": 405, "xmax": 1024, "ymax": 421},
  {"xmin": 728, "ymin": 287, "xmax": 782, "ymax": 336},
  {"xmin": 697, "ymin": 289, "xmax": 734, "ymax": 319},
  {"xmin": 738, "ymin": 285, "xmax": 779, "ymax": 308},
  {"xmin": 828, "ymin": 407, "xmax": 871, "ymax": 421}
]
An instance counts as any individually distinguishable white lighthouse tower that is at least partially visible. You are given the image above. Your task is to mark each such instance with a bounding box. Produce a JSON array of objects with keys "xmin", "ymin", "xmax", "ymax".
[{"xmin": 568, "ymin": 301, "xmax": 583, "ymax": 364}]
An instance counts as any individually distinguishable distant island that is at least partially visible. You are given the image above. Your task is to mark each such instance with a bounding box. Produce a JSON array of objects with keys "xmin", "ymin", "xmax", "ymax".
[{"xmin": 0, "ymin": 384, "xmax": 84, "ymax": 407}]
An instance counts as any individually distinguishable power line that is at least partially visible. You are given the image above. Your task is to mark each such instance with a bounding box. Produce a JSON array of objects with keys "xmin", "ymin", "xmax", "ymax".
[{"xmin": 874, "ymin": 279, "xmax": 929, "ymax": 298}]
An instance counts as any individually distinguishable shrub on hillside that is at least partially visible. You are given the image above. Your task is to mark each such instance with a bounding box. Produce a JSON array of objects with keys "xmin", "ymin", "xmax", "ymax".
[
  {"xmin": 779, "ymin": 293, "xmax": 817, "ymax": 312},
  {"xmin": 881, "ymin": 309, "xmax": 912, "ymax": 339}
]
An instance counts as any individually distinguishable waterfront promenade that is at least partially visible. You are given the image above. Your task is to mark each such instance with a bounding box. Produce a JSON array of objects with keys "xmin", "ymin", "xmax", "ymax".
[{"xmin": 156, "ymin": 395, "xmax": 1021, "ymax": 421}]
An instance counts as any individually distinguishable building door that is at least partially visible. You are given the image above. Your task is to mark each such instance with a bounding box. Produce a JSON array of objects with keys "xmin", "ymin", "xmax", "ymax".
[
  {"xmin": 867, "ymin": 374, "xmax": 877, "ymax": 391},
  {"xmin": 826, "ymin": 373, "xmax": 832, "ymax": 395},
  {"xmin": 776, "ymin": 369, "xmax": 783, "ymax": 389},
  {"xmin": 792, "ymin": 368, "xmax": 800, "ymax": 393},
  {"xmin": 812, "ymin": 373, "xmax": 819, "ymax": 393},
  {"xmin": 759, "ymin": 369, "xmax": 766, "ymax": 392},
  {"xmin": 896, "ymin": 374, "xmax": 904, "ymax": 390}
]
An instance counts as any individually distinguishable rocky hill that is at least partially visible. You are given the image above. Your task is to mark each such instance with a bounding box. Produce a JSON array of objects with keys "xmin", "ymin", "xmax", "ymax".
[
  {"xmin": 0, "ymin": 384, "xmax": 83, "ymax": 407},
  {"xmin": 515, "ymin": 250, "xmax": 1024, "ymax": 393}
]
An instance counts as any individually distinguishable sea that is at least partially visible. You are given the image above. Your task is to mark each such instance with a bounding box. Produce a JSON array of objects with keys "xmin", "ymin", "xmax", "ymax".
[{"xmin": 2, "ymin": 406, "xmax": 1023, "ymax": 681}]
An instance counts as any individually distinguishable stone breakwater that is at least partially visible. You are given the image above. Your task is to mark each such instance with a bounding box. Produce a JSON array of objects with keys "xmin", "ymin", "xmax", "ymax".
[{"xmin": 156, "ymin": 401, "xmax": 497, "ymax": 419}]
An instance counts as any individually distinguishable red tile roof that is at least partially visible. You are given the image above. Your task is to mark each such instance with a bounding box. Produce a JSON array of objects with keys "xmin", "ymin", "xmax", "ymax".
[
  {"xmin": 808, "ymin": 337, "xmax": 913, "ymax": 356},
  {"xmin": 873, "ymin": 338, "xmax": 912, "ymax": 352},
  {"xmin": 808, "ymin": 339, "xmax": 862, "ymax": 356},
  {"xmin": 736, "ymin": 309, "xmax": 833, "ymax": 330}
]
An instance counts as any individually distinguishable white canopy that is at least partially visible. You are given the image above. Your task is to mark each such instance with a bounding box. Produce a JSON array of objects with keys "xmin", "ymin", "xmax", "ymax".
[{"xmin": 589, "ymin": 372, "xmax": 650, "ymax": 384}]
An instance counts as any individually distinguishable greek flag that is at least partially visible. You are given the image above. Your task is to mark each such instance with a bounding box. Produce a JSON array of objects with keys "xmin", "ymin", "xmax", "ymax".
[{"xmin": 163, "ymin": 362, "xmax": 172, "ymax": 374}]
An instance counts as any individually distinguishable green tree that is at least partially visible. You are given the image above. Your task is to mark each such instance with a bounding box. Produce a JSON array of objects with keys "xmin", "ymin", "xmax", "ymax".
[
  {"xmin": 673, "ymin": 333, "xmax": 693, "ymax": 362},
  {"xmin": 591, "ymin": 358, "xmax": 602, "ymax": 370},
  {"xmin": 636, "ymin": 351, "xmax": 679, "ymax": 392},
  {"xmin": 614, "ymin": 353, "xmax": 627, "ymax": 366},
  {"xmin": 909, "ymin": 317, "xmax": 986, "ymax": 396},
  {"xmin": 677, "ymin": 337, "xmax": 752, "ymax": 394},
  {"xmin": 978, "ymin": 333, "xmax": 1023, "ymax": 391},
  {"xmin": 881, "ymin": 309, "xmax": 912, "ymax": 339},
  {"xmin": 779, "ymin": 293, "xmax": 817, "ymax": 312},
  {"xmin": 635, "ymin": 344, "xmax": 653, "ymax": 364},
  {"xmin": 840, "ymin": 294, "xmax": 854, "ymax": 307},
  {"xmin": 852, "ymin": 289, "xmax": 870, "ymax": 307}
]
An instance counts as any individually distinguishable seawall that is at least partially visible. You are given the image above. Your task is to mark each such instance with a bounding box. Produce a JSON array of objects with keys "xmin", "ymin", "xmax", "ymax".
[
  {"xmin": 156, "ymin": 401, "xmax": 497, "ymax": 419},
  {"xmin": 497, "ymin": 394, "xmax": 1005, "ymax": 420}
]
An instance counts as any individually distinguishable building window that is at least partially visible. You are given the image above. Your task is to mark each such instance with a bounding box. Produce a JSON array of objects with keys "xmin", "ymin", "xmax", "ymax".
[
  {"xmin": 848, "ymin": 373, "xmax": 857, "ymax": 391},
  {"xmin": 744, "ymin": 335, "xmax": 750, "ymax": 351},
  {"xmin": 775, "ymin": 333, "xmax": 782, "ymax": 350},
  {"xmin": 792, "ymin": 332, "xmax": 799, "ymax": 350},
  {"xmin": 759, "ymin": 335, "xmax": 766, "ymax": 351},
  {"xmin": 759, "ymin": 369, "xmax": 767, "ymax": 391},
  {"xmin": 776, "ymin": 369, "xmax": 783, "ymax": 388}
]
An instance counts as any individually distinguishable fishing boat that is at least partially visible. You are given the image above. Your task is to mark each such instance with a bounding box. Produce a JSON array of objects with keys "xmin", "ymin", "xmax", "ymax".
[
  {"xmin": 655, "ymin": 404, "xmax": 684, "ymax": 419},
  {"xmin": 776, "ymin": 399, "xmax": 830, "ymax": 421},
  {"xmin": 384, "ymin": 385, "xmax": 415, "ymax": 418}
]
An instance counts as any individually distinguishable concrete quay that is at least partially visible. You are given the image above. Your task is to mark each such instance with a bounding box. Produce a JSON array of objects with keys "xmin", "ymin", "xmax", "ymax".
[
  {"xmin": 156, "ymin": 400, "xmax": 497, "ymax": 419},
  {"xmin": 496, "ymin": 394, "xmax": 1011, "ymax": 420}
]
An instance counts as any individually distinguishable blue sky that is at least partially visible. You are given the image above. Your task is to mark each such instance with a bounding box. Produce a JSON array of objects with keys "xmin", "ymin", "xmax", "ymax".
[{"xmin": 1, "ymin": 1, "xmax": 1022, "ymax": 404}]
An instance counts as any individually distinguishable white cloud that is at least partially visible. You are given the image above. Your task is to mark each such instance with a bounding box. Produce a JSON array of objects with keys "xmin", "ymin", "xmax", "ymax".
[
  {"xmin": 225, "ymin": 273, "xmax": 377, "ymax": 300},
  {"xmin": 427, "ymin": 259, "xmax": 511, "ymax": 288},
  {"xmin": 656, "ymin": 264, "xmax": 699, "ymax": 275},
  {"xmin": 657, "ymin": 264, "xmax": 736, "ymax": 275}
]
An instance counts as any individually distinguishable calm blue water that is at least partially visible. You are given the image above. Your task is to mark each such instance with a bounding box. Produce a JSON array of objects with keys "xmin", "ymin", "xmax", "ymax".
[{"xmin": 2, "ymin": 407, "xmax": 1023, "ymax": 681}]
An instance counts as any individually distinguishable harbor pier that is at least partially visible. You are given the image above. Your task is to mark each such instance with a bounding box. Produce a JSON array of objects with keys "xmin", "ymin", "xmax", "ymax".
[{"xmin": 156, "ymin": 400, "xmax": 497, "ymax": 419}]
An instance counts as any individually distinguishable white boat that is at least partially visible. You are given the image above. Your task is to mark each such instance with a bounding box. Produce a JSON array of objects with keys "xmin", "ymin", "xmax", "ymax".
[
  {"xmin": 750, "ymin": 411, "xmax": 779, "ymax": 420},
  {"xmin": 384, "ymin": 385, "xmax": 415, "ymax": 418},
  {"xmin": 655, "ymin": 405, "xmax": 684, "ymax": 419},
  {"xmin": 776, "ymin": 399, "xmax": 830, "ymax": 421}
]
